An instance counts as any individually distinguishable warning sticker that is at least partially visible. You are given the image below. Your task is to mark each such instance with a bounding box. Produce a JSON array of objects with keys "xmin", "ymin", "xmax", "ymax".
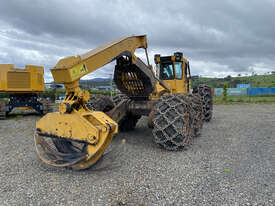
[{"xmin": 70, "ymin": 63, "xmax": 88, "ymax": 81}]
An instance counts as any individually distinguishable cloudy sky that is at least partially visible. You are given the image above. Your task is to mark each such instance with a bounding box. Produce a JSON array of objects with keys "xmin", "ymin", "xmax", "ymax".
[{"xmin": 1, "ymin": 0, "xmax": 275, "ymax": 82}]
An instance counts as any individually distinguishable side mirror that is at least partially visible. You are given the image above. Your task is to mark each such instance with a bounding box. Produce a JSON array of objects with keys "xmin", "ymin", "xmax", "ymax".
[{"xmin": 154, "ymin": 54, "xmax": 160, "ymax": 64}]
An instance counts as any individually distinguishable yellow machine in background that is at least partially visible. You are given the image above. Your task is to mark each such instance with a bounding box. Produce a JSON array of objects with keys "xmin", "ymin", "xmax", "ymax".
[
  {"xmin": 0, "ymin": 64, "xmax": 51, "ymax": 119},
  {"xmin": 0, "ymin": 64, "xmax": 44, "ymax": 92},
  {"xmin": 35, "ymin": 35, "xmax": 213, "ymax": 170}
]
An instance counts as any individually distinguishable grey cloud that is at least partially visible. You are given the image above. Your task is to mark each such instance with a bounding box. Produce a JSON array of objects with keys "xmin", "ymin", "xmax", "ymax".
[{"xmin": 0, "ymin": 0, "xmax": 275, "ymax": 81}]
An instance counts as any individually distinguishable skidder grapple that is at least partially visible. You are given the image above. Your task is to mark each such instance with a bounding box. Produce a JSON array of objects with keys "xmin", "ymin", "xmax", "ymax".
[{"xmin": 35, "ymin": 35, "xmax": 213, "ymax": 170}]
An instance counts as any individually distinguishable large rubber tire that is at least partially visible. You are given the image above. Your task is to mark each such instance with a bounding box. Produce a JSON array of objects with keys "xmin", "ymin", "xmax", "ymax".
[
  {"xmin": 152, "ymin": 94, "xmax": 192, "ymax": 151},
  {"xmin": 87, "ymin": 95, "xmax": 114, "ymax": 112},
  {"xmin": 112, "ymin": 94, "xmax": 129, "ymax": 106},
  {"xmin": 112, "ymin": 94, "xmax": 141, "ymax": 132},
  {"xmin": 118, "ymin": 113, "xmax": 141, "ymax": 132},
  {"xmin": 40, "ymin": 100, "xmax": 53, "ymax": 115},
  {"xmin": 193, "ymin": 84, "xmax": 213, "ymax": 122},
  {"xmin": 188, "ymin": 94, "xmax": 204, "ymax": 137}
]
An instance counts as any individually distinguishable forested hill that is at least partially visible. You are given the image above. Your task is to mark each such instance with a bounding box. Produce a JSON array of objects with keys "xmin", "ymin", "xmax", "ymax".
[
  {"xmin": 192, "ymin": 74, "xmax": 275, "ymax": 88},
  {"xmin": 78, "ymin": 75, "xmax": 275, "ymax": 89}
]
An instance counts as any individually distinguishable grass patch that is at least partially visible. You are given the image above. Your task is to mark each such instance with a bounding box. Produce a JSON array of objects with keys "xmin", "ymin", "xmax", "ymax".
[
  {"xmin": 224, "ymin": 168, "xmax": 232, "ymax": 173},
  {"xmin": 214, "ymin": 96, "xmax": 275, "ymax": 104}
]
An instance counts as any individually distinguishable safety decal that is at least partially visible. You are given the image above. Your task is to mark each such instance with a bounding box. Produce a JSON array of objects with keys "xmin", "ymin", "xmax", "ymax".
[{"xmin": 70, "ymin": 63, "xmax": 88, "ymax": 81}]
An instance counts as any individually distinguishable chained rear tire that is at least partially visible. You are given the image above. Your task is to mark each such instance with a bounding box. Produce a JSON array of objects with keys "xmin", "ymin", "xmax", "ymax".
[
  {"xmin": 112, "ymin": 93, "xmax": 129, "ymax": 106},
  {"xmin": 188, "ymin": 94, "xmax": 203, "ymax": 137},
  {"xmin": 41, "ymin": 100, "xmax": 52, "ymax": 115},
  {"xmin": 193, "ymin": 84, "xmax": 213, "ymax": 122},
  {"xmin": 152, "ymin": 94, "xmax": 192, "ymax": 151},
  {"xmin": 112, "ymin": 94, "xmax": 141, "ymax": 132},
  {"xmin": 87, "ymin": 95, "xmax": 114, "ymax": 112}
]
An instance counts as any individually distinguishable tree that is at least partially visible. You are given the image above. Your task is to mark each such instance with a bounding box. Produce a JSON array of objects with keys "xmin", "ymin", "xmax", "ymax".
[
  {"xmin": 223, "ymin": 83, "xmax": 228, "ymax": 102},
  {"xmin": 225, "ymin": 75, "xmax": 232, "ymax": 80}
]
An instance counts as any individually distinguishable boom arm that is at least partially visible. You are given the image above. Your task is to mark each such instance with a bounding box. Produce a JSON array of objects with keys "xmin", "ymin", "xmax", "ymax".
[{"xmin": 51, "ymin": 35, "xmax": 148, "ymax": 90}]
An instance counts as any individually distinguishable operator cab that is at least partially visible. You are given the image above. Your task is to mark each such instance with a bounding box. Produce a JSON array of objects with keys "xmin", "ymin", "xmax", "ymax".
[{"xmin": 154, "ymin": 52, "xmax": 191, "ymax": 94}]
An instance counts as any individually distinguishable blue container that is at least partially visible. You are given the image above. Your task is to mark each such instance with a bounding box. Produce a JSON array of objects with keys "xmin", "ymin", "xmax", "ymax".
[
  {"xmin": 237, "ymin": 84, "xmax": 250, "ymax": 88},
  {"xmin": 270, "ymin": 88, "xmax": 275, "ymax": 94},
  {"xmin": 214, "ymin": 88, "xmax": 248, "ymax": 96},
  {"xmin": 228, "ymin": 88, "xmax": 247, "ymax": 96},
  {"xmin": 248, "ymin": 88, "xmax": 275, "ymax": 96},
  {"xmin": 214, "ymin": 88, "xmax": 223, "ymax": 96}
]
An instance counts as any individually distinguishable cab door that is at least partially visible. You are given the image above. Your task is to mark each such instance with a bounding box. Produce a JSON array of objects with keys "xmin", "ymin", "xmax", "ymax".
[
  {"xmin": 186, "ymin": 62, "xmax": 192, "ymax": 94},
  {"xmin": 174, "ymin": 61, "xmax": 186, "ymax": 94},
  {"xmin": 159, "ymin": 61, "xmax": 177, "ymax": 93}
]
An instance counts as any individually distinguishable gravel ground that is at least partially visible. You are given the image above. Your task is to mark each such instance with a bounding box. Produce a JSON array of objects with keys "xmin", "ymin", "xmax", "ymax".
[{"xmin": 0, "ymin": 104, "xmax": 274, "ymax": 206}]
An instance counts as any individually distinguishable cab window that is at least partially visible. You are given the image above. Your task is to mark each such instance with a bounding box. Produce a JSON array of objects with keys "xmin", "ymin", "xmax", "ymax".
[
  {"xmin": 160, "ymin": 63, "xmax": 174, "ymax": 80},
  {"xmin": 174, "ymin": 62, "xmax": 183, "ymax": 79}
]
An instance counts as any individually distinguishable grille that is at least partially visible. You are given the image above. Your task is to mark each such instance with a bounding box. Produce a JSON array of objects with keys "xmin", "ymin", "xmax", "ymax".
[{"xmin": 7, "ymin": 72, "xmax": 30, "ymax": 89}]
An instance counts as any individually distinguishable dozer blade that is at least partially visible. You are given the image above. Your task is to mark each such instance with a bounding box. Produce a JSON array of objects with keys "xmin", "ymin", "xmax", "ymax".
[{"xmin": 35, "ymin": 111, "xmax": 118, "ymax": 170}]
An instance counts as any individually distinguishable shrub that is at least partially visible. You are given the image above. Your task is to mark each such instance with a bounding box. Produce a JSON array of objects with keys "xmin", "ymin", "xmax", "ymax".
[{"xmin": 222, "ymin": 83, "xmax": 228, "ymax": 101}]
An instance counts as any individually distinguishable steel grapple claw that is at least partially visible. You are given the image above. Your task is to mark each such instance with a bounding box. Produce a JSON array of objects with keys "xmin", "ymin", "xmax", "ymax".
[{"xmin": 34, "ymin": 111, "xmax": 118, "ymax": 170}]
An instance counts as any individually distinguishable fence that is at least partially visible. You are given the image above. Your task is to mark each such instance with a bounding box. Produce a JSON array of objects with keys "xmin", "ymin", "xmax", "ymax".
[{"xmin": 214, "ymin": 88, "xmax": 275, "ymax": 96}]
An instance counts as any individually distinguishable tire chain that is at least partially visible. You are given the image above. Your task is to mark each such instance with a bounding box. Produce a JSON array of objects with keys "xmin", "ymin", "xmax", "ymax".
[
  {"xmin": 87, "ymin": 94, "xmax": 114, "ymax": 112},
  {"xmin": 41, "ymin": 100, "xmax": 53, "ymax": 115},
  {"xmin": 112, "ymin": 93, "xmax": 129, "ymax": 106},
  {"xmin": 193, "ymin": 84, "xmax": 213, "ymax": 122},
  {"xmin": 112, "ymin": 94, "xmax": 141, "ymax": 132},
  {"xmin": 187, "ymin": 94, "xmax": 204, "ymax": 137},
  {"xmin": 152, "ymin": 94, "xmax": 192, "ymax": 150},
  {"xmin": 152, "ymin": 93, "xmax": 205, "ymax": 150}
]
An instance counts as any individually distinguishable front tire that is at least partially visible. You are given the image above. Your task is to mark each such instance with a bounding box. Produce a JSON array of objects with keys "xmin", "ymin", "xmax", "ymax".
[{"xmin": 152, "ymin": 94, "xmax": 191, "ymax": 150}]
